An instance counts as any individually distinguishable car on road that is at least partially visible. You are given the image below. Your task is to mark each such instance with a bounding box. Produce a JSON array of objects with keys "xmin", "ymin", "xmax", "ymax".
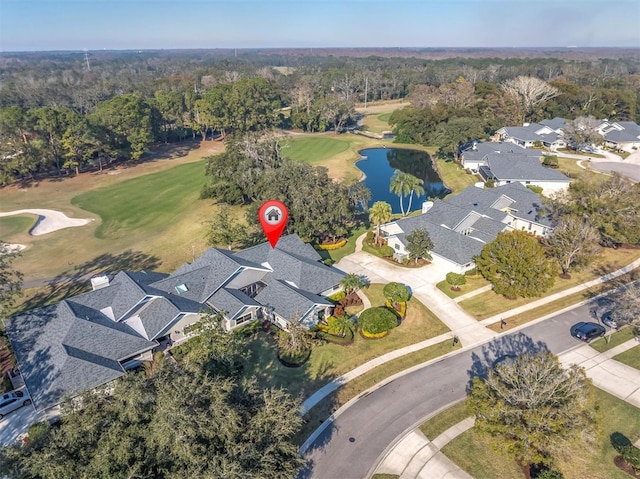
[
  {"xmin": 601, "ymin": 311, "xmax": 618, "ymax": 329},
  {"xmin": 570, "ymin": 322, "xmax": 606, "ymax": 342},
  {"xmin": 0, "ymin": 390, "xmax": 31, "ymax": 420}
]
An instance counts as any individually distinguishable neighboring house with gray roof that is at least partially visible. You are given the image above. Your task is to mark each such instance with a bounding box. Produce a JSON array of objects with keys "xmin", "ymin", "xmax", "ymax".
[
  {"xmin": 596, "ymin": 120, "xmax": 640, "ymax": 152},
  {"xmin": 496, "ymin": 122, "xmax": 566, "ymax": 149},
  {"xmin": 4, "ymin": 234, "xmax": 344, "ymax": 411},
  {"xmin": 380, "ymin": 183, "xmax": 554, "ymax": 273},
  {"xmin": 479, "ymin": 154, "xmax": 570, "ymax": 194},
  {"xmin": 460, "ymin": 142, "xmax": 570, "ymax": 194}
]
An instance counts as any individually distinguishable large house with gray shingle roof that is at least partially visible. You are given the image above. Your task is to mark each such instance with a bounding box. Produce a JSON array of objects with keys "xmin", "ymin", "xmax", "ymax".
[
  {"xmin": 380, "ymin": 183, "xmax": 553, "ymax": 274},
  {"xmin": 460, "ymin": 141, "xmax": 570, "ymax": 194},
  {"xmin": 496, "ymin": 122, "xmax": 566, "ymax": 149},
  {"xmin": 596, "ymin": 120, "xmax": 640, "ymax": 152},
  {"xmin": 4, "ymin": 234, "xmax": 344, "ymax": 411}
]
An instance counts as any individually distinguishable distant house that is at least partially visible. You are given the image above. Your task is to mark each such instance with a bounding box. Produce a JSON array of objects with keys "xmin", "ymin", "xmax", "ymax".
[
  {"xmin": 596, "ymin": 120, "xmax": 640, "ymax": 152},
  {"xmin": 4, "ymin": 234, "xmax": 344, "ymax": 412},
  {"xmin": 460, "ymin": 142, "xmax": 570, "ymax": 194},
  {"xmin": 380, "ymin": 183, "xmax": 553, "ymax": 274},
  {"xmin": 496, "ymin": 122, "xmax": 566, "ymax": 149}
]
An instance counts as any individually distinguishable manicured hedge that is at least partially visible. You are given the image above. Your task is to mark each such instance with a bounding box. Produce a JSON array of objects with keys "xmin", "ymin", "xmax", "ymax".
[
  {"xmin": 358, "ymin": 307, "xmax": 398, "ymax": 335},
  {"xmin": 317, "ymin": 239, "xmax": 348, "ymax": 250}
]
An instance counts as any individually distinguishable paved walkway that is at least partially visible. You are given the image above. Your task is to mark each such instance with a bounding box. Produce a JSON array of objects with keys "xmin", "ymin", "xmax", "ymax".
[
  {"xmin": 376, "ymin": 339, "xmax": 640, "ymax": 479},
  {"xmin": 480, "ymin": 257, "xmax": 640, "ymax": 327},
  {"xmin": 303, "ymin": 251, "xmax": 640, "ymax": 415}
]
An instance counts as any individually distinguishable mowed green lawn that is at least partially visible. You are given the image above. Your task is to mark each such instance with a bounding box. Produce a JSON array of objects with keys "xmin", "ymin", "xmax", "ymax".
[
  {"xmin": 281, "ymin": 137, "xmax": 350, "ymax": 164},
  {"xmin": 71, "ymin": 160, "xmax": 207, "ymax": 240},
  {"xmin": 442, "ymin": 387, "xmax": 640, "ymax": 479},
  {"xmin": 0, "ymin": 215, "xmax": 37, "ymax": 241}
]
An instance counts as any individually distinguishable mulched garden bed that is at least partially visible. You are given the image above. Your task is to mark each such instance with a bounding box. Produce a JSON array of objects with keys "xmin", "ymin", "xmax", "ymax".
[
  {"xmin": 615, "ymin": 455, "xmax": 640, "ymax": 478},
  {"xmin": 277, "ymin": 348, "xmax": 312, "ymax": 368},
  {"xmin": 317, "ymin": 330, "xmax": 354, "ymax": 346}
]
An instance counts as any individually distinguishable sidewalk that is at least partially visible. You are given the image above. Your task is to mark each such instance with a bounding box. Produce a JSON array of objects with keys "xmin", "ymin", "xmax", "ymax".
[
  {"xmin": 376, "ymin": 339, "xmax": 640, "ymax": 479},
  {"xmin": 306, "ymin": 251, "xmax": 640, "ymax": 416},
  {"xmin": 480, "ymin": 257, "xmax": 640, "ymax": 327}
]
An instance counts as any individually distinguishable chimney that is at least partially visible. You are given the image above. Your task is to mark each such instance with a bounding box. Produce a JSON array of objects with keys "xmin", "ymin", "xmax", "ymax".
[
  {"xmin": 91, "ymin": 275, "xmax": 110, "ymax": 291},
  {"xmin": 422, "ymin": 201, "xmax": 434, "ymax": 214}
]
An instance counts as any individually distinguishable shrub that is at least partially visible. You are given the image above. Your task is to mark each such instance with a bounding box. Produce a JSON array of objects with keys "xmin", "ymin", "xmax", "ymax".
[
  {"xmin": 26, "ymin": 421, "xmax": 51, "ymax": 445},
  {"xmin": 383, "ymin": 282, "xmax": 410, "ymax": 303},
  {"xmin": 620, "ymin": 445, "xmax": 640, "ymax": 471},
  {"xmin": 358, "ymin": 307, "xmax": 398, "ymax": 334},
  {"xmin": 535, "ymin": 469, "xmax": 564, "ymax": 479},
  {"xmin": 386, "ymin": 300, "xmax": 407, "ymax": 318},
  {"xmin": 402, "ymin": 257, "xmax": 409, "ymax": 265},
  {"xmin": 318, "ymin": 239, "xmax": 348, "ymax": 250},
  {"xmin": 379, "ymin": 245, "xmax": 394, "ymax": 257},
  {"xmin": 526, "ymin": 185, "xmax": 544, "ymax": 194},
  {"xmin": 446, "ymin": 272, "xmax": 467, "ymax": 288},
  {"xmin": 485, "ymin": 178, "xmax": 495, "ymax": 188},
  {"xmin": 543, "ymin": 155, "xmax": 559, "ymax": 168},
  {"xmin": 365, "ymin": 230, "xmax": 375, "ymax": 244},
  {"xmin": 361, "ymin": 329, "xmax": 388, "ymax": 339},
  {"xmin": 328, "ymin": 291, "xmax": 346, "ymax": 302}
]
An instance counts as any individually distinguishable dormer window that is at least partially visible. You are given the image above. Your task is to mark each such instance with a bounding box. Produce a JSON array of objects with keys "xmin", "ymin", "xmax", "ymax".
[{"xmin": 175, "ymin": 284, "xmax": 188, "ymax": 294}]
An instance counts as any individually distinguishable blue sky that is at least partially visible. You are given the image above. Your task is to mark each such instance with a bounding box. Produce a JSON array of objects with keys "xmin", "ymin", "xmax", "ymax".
[{"xmin": 1, "ymin": 0, "xmax": 639, "ymax": 52}]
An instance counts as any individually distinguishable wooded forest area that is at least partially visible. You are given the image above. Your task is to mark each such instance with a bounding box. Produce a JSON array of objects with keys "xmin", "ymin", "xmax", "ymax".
[{"xmin": 1, "ymin": 49, "xmax": 639, "ymax": 184}]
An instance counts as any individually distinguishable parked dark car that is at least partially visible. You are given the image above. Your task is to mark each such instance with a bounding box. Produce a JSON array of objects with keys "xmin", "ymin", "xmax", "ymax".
[
  {"xmin": 570, "ymin": 322, "xmax": 606, "ymax": 342},
  {"xmin": 601, "ymin": 311, "xmax": 618, "ymax": 329}
]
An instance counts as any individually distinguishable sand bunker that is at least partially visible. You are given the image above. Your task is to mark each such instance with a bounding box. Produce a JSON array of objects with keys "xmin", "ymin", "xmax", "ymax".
[{"xmin": 0, "ymin": 209, "xmax": 93, "ymax": 236}]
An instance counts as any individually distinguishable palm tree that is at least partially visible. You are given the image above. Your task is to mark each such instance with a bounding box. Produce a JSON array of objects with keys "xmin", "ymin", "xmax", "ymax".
[
  {"xmin": 340, "ymin": 273, "xmax": 366, "ymax": 296},
  {"xmin": 389, "ymin": 170, "xmax": 412, "ymax": 216},
  {"xmin": 406, "ymin": 174, "xmax": 425, "ymax": 215},
  {"xmin": 369, "ymin": 201, "xmax": 392, "ymax": 246},
  {"xmin": 328, "ymin": 314, "xmax": 355, "ymax": 338}
]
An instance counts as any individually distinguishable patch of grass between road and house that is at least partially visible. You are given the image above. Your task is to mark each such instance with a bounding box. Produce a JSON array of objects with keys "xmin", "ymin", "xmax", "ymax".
[
  {"xmin": 371, "ymin": 475, "xmax": 399, "ymax": 479},
  {"xmin": 315, "ymin": 223, "xmax": 369, "ymax": 265},
  {"xmin": 419, "ymin": 400, "xmax": 470, "ymax": 440},
  {"xmin": 244, "ymin": 284, "xmax": 451, "ymax": 403},
  {"xmin": 590, "ymin": 327, "xmax": 638, "ymax": 353},
  {"xmin": 460, "ymin": 247, "xmax": 640, "ymax": 321},
  {"xmin": 486, "ymin": 267, "xmax": 640, "ymax": 333},
  {"xmin": 295, "ymin": 338, "xmax": 461, "ymax": 446},
  {"xmin": 441, "ymin": 387, "xmax": 640, "ymax": 479},
  {"xmin": 436, "ymin": 276, "xmax": 490, "ymax": 299},
  {"xmin": 555, "ymin": 156, "xmax": 608, "ymax": 179},
  {"xmin": 613, "ymin": 345, "xmax": 640, "ymax": 370}
]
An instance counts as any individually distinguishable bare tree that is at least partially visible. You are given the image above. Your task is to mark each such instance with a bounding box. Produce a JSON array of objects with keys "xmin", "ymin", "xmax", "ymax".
[
  {"xmin": 545, "ymin": 216, "xmax": 601, "ymax": 277},
  {"xmin": 564, "ymin": 116, "xmax": 602, "ymax": 148},
  {"xmin": 0, "ymin": 242, "xmax": 23, "ymax": 318},
  {"xmin": 608, "ymin": 282, "xmax": 640, "ymax": 330},
  {"xmin": 500, "ymin": 76, "xmax": 559, "ymax": 122}
]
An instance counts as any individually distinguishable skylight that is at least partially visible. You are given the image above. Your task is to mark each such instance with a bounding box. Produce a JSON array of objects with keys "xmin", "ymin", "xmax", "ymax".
[{"xmin": 175, "ymin": 284, "xmax": 188, "ymax": 294}]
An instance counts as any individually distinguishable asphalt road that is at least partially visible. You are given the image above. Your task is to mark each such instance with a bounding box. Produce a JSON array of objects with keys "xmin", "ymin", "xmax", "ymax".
[
  {"xmin": 300, "ymin": 302, "xmax": 595, "ymax": 479},
  {"xmin": 590, "ymin": 162, "xmax": 640, "ymax": 182}
]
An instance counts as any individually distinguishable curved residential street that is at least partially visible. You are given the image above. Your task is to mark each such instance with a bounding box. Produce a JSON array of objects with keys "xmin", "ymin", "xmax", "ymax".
[{"xmin": 298, "ymin": 302, "xmax": 630, "ymax": 479}]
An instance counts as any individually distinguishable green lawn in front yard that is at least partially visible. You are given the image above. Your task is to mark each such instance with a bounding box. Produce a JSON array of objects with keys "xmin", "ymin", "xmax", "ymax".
[
  {"xmin": 323, "ymin": 223, "xmax": 369, "ymax": 264},
  {"xmin": 459, "ymin": 247, "xmax": 640, "ymax": 321},
  {"xmin": 555, "ymin": 156, "xmax": 606, "ymax": 179},
  {"xmin": 242, "ymin": 285, "xmax": 449, "ymax": 401},
  {"xmin": 590, "ymin": 327, "xmax": 637, "ymax": 353},
  {"xmin": 436, "ymin": 276, "xmax": 490, "ymax": 299},
  {"xmin": 441, "ymin": 387, "xmax": 640, "ymax": 479},
  {"xmin": 614, "ymin": 345, "xmax": 640, "ymax": 370},
  {"xmin": 281, "ymin": 137, "xmax": 350, "ymax": 164},
  {"xmin": 419, "ymin": 400, "xmax": 469, "ymax": 440}
]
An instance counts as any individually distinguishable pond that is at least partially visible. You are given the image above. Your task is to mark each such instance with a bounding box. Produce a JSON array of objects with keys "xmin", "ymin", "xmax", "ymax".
[{"xmin": 356, "ymin": 148, "xmax": 450, "ymax": 214}]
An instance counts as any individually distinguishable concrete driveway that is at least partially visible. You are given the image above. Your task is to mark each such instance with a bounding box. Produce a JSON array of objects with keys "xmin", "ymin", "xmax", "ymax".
[{"xmin": 0, "ymin": 393, "xmax": 59, "ymax": 446}]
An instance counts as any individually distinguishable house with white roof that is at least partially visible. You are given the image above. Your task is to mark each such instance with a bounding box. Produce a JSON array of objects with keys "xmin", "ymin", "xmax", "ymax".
[{"xmin": 380, "ymin": 183, "xmax": 554, "ymax": 274}]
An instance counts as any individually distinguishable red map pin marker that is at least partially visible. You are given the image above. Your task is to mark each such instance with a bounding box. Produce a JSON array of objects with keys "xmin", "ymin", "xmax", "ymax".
[{"xmin": 258, "ymin": 200, "xmax": 289, "ymax": 248}]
